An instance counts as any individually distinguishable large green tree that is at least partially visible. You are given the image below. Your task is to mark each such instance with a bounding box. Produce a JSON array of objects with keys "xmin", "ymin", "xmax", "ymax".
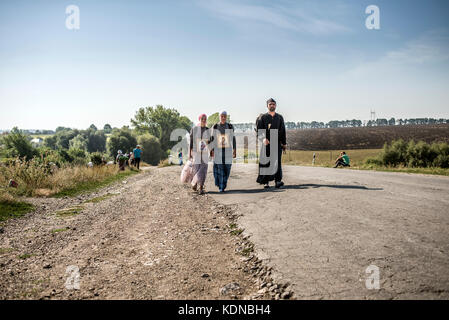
[
  {"xmin": 0, "ymin": 127, "xmax": 38, "ymax": 159},
  {"xmin": 69, "ymin": 134, "xmax": 88, "ymax": 151},
  {"xmin": 137, "ymin": 134, "xmax": 163, "ymax": 166},
  {"xmin": 54, "ymin": 129, "xmax": 80, "ymax": 150},
  {"xmin": 85, "ymin": 129, "xmax": 107, "ymax": 153},
  {"xmin": 131, "ymin": 105, "xmax": 192, "ymax": 152},
  {"xmin": 106, "ymin": 127, "xmax": 137, "ymax": 158}
]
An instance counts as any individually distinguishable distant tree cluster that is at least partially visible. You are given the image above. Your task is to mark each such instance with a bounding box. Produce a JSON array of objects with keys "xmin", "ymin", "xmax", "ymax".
[
  {"xmin": 1, "ymin": 105, "xmax": 193, "ymax": 167},
  {"xmin": 45, "ymin": 125, "xmax": 107, "ymax": 153},
  {"xmin": 131, "ymin": 105, "xmax": 192, "ymax": 154},
  {"xmin": 233, "ymin": 118, "xmax": 449, "ymax": 131}
]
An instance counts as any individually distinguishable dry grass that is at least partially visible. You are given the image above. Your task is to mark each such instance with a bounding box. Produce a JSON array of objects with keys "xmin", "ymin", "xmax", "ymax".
[
  {"xmin": 158, "ymin": 158, "xmax": 174, "ymax": 168},
  {"xmin": 0, "ymin": 159, "xmax": 137, "ymax": 198}
]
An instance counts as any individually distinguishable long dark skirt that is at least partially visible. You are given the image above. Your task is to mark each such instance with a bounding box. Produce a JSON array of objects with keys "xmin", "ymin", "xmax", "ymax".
[{"xmin": 257, "ymin": 145, "xmax": 282, "ymax": 184}]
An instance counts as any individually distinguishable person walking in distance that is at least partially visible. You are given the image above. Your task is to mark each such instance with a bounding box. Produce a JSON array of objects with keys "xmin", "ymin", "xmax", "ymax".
[
  {"xmin": 133, "ymin": 145, "xmax": 143, "ymax": 170},
  {"xmin": 256, "ymin": 98, "xmax": 287, "ymax": 189},
  {"xmin": 178, "ymin": 149, "xmax": 183, "ymax": 166},
  {"xmin": 210, "ymin": 110, "xmax": 236, "ymax": 192},
  {"xmin": 189, "ymin": 114, "xmax": 211, "ymax": 195}
]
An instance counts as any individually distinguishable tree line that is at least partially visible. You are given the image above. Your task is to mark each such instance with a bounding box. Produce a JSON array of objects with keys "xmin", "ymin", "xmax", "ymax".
[
  {"xmin": 232, "ymin": 118, "xmax": 449, "ymax": 131},
  {"xmin": 0, "ymin": 105, "xmax": 193, "ymax": 166}
]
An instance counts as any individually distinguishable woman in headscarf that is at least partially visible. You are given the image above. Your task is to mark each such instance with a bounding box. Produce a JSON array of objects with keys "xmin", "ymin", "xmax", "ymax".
[{"xmin": 189, "ymin": 113, "xmax": 211, "ymax": 194}]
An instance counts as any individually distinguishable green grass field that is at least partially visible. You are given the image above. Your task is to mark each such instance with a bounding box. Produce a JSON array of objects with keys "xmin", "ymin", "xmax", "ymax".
[
  {"xmin": 235, "ymin": 148, "xmax": 382, "ymax": 167},
  {"xmin": 282, "ymin": 149, "xmax": 382, "ymax": 167},
  {"xmin": 236, "ymin": 148, "xmax": 449, "ymax": 176},
  {"xmin": 282, "ymin": 149, "xmax": 449, "ymax": 176}
]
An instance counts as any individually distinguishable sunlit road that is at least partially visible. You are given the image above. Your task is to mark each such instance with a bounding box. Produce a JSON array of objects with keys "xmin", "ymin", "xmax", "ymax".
[{"xmin": 206, "ymin": 164, "xmax": 449, "ymax": 299}]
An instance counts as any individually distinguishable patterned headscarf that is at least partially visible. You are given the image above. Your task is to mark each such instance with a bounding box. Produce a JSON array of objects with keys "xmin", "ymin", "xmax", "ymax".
[{"xmin": 197, "ymin": 113, "xmax": 207, "ymax": 126}]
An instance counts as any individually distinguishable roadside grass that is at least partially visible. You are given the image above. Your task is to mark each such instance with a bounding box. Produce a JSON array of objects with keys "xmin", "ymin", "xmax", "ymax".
[
  {"xmin": 279, "ymin": 149, "xmax": 449, "ymax": 176},
  {"xmin": 358, "ymin": 165, "xmax": 449, "ymax": 176},
  {"xmin": 18, "ymin": 253, "xmax": 34, "ymax": 260},
  {"xmin": 50, "ymin": 227, "xmax": 70, "ymax": 233},
  {"xmin": 240, "ymin": 246, "xmax": 254, "ymax": 256},
  {"xmin": 0, "ymin": 159, "xmax": 141, "ymax": 198},
  {"xmin": 282, "ymin": 149, "xmax": 382, "ymax": 167},
  {"xmin": 0, "ymin": 199, "xmax": 35, "ymax": 222},
  {"xmin": 53, "ymin": 167, "xmax": 139, "ymax": 198},
  {"xmin": 158, "ymin": 158, "xmax": 175, "ymax": 168},
  {"xmin": 84, "ymin": 193, "xmax": 114, "ymax": 203},
  {"xmin": 55, "ymin": 205, "xmax": 84, "ymax": 217},
  {"xmin": 230, "ymin": 228, "xmax": 244, "ymax": 236},
  {"xmin": 228, "ymin": 223, "xmax": 244, "ymax": 236},
  {"xmin": 0, "ymin": 247, "xmax": 16, "ymax": 255}
]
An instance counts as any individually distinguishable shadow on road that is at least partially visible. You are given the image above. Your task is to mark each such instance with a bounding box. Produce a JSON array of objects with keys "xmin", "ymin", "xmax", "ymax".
[
  {"xmin": 208, "ymin": 184, "xmax": 382, "ymax": 194},
  {"xmin": 283, "ymin": 184, "xmax": 383, "ymax": 191}
]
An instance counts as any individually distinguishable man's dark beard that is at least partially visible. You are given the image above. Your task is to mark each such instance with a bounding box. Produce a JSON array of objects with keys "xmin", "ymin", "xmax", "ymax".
[{"xmin": 268, "ymin": 107, "xmax": 276, "ymax": 112}]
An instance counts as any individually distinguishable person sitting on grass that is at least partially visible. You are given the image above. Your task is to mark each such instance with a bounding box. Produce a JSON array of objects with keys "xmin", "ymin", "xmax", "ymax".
[{"xmin": 334, "ymin": 151, "xmax": 350, "ymax": 168}]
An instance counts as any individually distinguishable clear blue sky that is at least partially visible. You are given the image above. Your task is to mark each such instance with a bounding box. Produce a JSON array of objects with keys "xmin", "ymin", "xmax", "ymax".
[{"xmin": 1, "ymin": 0, "xmax": 449, "ymax": 130}]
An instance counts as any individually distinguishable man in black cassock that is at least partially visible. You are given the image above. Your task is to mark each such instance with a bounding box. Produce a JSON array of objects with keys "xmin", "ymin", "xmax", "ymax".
[{"xmin": 256, "ymin": 98, "xmax": 287, "ymax": 189}]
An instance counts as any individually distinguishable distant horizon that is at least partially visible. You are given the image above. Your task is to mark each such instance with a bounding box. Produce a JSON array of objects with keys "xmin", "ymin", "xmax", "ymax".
[{"xmin": 2, "ymin": 115, "xmax": 448, "ymax": 133}]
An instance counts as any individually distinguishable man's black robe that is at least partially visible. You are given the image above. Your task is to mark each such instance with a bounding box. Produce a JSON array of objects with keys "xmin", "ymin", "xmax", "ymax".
[{"xmin": 256, "ymin": 112, "xmax": 287, "ymax": 184}]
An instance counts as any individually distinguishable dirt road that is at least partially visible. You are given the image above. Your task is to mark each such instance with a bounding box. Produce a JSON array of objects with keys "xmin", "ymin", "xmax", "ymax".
[
  {"xmin": 0, "ymin": 167, "xmax": 289, "ymax": 300},
  {"xmin": 206, "ymin": 164, "xmax": 449, "ymax": 299},
  {"xmin": 2, "ymin": 164, "xmax": 448, "ymax": 300}
]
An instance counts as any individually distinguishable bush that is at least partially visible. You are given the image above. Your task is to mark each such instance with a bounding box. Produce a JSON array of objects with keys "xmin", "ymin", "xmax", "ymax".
[
  {"xmin": 0, "ymin": 127, "xmax": 38, "ymax": 160},
  {"xmin": 407, "ymin": 141, "xmax": 438, "ymax": 167},
  {"xmin": 364, "ymin": 157, "xmax": 383, "ymax": 166},
  {"xmin": 0, "ymin": 158, "xmax": 52, "ymax": 196},
  {"xmin": 90, "ymin": 152, "xmax": 104, "ymax": 166},
  {"xmin": 137, "ymin": 134, "xmax": 163, "ymax": 166},
  {"xmin": 68, "ymin": 148, "xmax": 88, "ymax": 165},
  {"xmin": 365, "ymin": 139, "xmax": 449, "ymax": 168},
  {"xmin": 0, "ymin": 158, "xmax": 130, "ymax": 197},
  {"xmin": 433, "ymin": 154, "xmax": 449, "ymax": 168},
  {"xmin": 37, "ymin": 147, "xmax": 67, "ymax": 167}
]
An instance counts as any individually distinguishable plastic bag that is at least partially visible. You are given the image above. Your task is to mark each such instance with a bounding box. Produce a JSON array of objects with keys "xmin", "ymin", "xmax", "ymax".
[{"xmin": 180, "ymin": 160, "xmax": 193, "ymax": 184}]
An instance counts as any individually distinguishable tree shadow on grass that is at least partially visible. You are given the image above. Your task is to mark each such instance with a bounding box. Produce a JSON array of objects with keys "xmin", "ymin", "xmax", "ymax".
[{"xmin": 208, "ymin": 184, "xmax": 383, "ymax": 194}]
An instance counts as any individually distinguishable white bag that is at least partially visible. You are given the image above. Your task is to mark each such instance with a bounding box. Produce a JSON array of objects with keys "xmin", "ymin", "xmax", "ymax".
[{"xmin": 180, "ymin": 160, "xmax": 194, "ymax": 184}]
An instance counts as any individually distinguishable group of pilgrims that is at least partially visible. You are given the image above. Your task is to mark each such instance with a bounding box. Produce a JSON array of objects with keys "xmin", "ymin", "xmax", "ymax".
[{"xmin": 187, "ymin": 98, "xmax": 287, "ymax": 195}]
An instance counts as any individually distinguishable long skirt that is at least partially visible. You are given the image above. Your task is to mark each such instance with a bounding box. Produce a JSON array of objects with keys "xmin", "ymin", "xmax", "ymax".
[
  {"xmin": 191, "ymin": 163, "xmax": 208, "ymax": 187},
  {"xmin": 257, "ymin": 145, "xmax": 282, "ymax": 184}
]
